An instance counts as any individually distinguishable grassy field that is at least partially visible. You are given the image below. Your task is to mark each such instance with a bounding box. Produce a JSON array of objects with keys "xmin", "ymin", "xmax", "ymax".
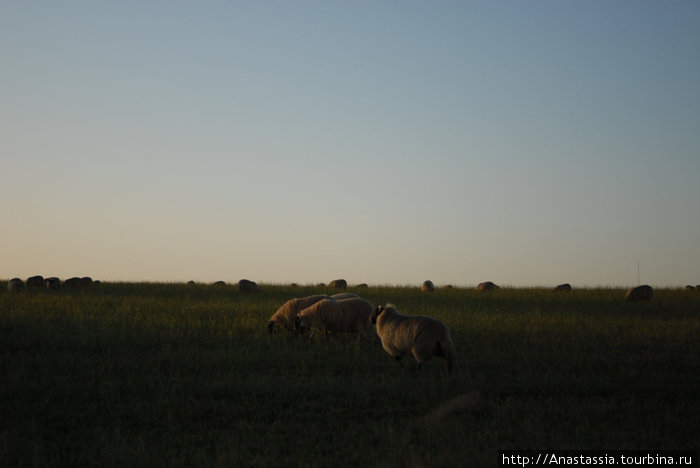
[{"xmin": 1, "ymin": 282, "xmax": 698, "ymax": 467}]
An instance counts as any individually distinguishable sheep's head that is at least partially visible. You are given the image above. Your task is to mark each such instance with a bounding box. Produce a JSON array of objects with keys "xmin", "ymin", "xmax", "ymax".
[
  {"xmin": 294, "ymin": 315, "xmax": 307, "ymax": 333},
  {"xmin": 370, "ymin": 305, "xmax": 385, "ymax": 324},
  {"xmin": 267, "ymin": 320, "xmax": 278, "ymax": 334}
]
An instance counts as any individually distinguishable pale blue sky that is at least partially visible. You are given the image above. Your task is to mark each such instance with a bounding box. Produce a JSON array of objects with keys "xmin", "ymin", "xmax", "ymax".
[{"xmin": 2, "ymin": 1, "xmax": 699, "ymax": 287}]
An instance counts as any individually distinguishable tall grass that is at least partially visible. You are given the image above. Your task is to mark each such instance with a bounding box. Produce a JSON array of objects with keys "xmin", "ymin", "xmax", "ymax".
[{"xmin": 1, "ymin": 283, "xmax": 698, "ymax": 466}]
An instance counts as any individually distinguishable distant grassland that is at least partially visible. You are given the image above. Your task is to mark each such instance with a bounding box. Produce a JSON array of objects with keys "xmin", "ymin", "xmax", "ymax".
[{"xmin": 1, "ymin": 283, "xmax": 698, "ymax": 467}]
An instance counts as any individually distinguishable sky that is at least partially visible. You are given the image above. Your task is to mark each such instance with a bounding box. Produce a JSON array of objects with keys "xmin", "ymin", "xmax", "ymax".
[{"xmin": 1, "ymin": 1, "xmax": 699, "ymax": 288}]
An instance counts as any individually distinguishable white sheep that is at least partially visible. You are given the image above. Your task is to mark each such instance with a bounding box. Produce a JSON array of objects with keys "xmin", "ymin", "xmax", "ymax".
[
  {"xmin": 268, "ymin": 294, "xmax": 329, "ymax": 333},
  {"xmin": 370, "ymin": 303, "xmax": 456, "ymax": 375},
  {"xmin": 7, "ymin": 278, "xmax": 25, "ymax": 293},
  {"xmin": 330, "ymin": 292, "xmax": 359, "ymax": 300},
  {"xmin": 328, "ymin": 279, "xmax": 347, "ymax": 289},
  {"xmin": 238, "ymin": 279, "xmax": 260, "ymax": 293},
  {"xmin": 295, "ymin": 298, "xmax": 375, "ymax": 338},
  {"xmin": 476, "ymin": 281, "xmax": 499, "ymax": 291}
]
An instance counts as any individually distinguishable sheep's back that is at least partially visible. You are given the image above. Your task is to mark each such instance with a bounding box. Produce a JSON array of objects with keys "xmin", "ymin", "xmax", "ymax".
[
  {"xmin": 271, "ymin": 295, "xmax": 328, "ymax": 330},
  {"xmin": 377, "ymin": 314, "xmax": 452, "ymax": 356},
  {"xmin": 300, "ymin": 298, "xmax": 374, "ymax": 333}
]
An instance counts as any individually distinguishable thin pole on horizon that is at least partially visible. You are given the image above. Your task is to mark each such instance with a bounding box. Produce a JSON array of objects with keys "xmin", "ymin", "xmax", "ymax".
[{"xmin": 637, "ymin": 259, "xmax": 640, "ymax": 286}]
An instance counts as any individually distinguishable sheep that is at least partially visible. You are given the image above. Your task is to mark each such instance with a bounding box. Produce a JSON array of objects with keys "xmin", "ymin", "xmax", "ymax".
[
  {"xmin": 26, "ymin": 275, "xmax": 45, "ymax": 289},
  {"xmin": 421, "ymin": 280, "xmax": 435, "ymax": 293},
  {"xmin": 268, "ymin": 294, "xmax": 329, "ymax": 333},
  {"xmin": 7, "ymin": 278, "xmax": 25, "ymax": 293},
  {"xmin": 238, "ymin": 279, "xmax": 260, "ymax": 293},
  {"xmin": 328, "ymin": 279, "xmax": 347, "ymax": 290},
  {"xmin": 45, "ymin": 277, "xmax": 62, "ymax": 289},
  {"xmin": 370, "ymin": 303, "xmax": 455, "ymax": 375},
  {"xmin": 685, "ymin": 285, "xmax": 695, "ymax": 291},
  {"xmin": 80, "ymin": 277, "xmax": 93, "ymax": 286},
  {"xmin": 213, "ymin": 280, "xmax": 227, "ymax": 287},
  {"xmin": 63, "ymin": 277, "xmax": 83, "ymax": 288},
  {"xmin": 295, "ymin": 298, "xmax": 375, "ymax": 338},
  {"xmin": 476, "ymin": 281, "xmax": 499, "ymax": 291},
  {"xmin": 330, "ymin": 292, "xmax": 359, "ymax": 300},
  {"xmin": 553, "ymin": 283, "xmax": 572, "ymax": 292},
  {"xmin": 625, "ymin": 285, "xmax": 653, "ymax": 302}
]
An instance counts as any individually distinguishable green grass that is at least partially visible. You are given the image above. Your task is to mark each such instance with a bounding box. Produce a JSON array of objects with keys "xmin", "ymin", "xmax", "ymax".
[{"xmin": 1, "ymin": 283, "xmax": 698, "ymax": 467}]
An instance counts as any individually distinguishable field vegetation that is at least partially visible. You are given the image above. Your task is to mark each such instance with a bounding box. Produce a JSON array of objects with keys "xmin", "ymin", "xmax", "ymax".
[{"xmin": 1, "ymin": 282, "xmax": 698, "ymax": 466}]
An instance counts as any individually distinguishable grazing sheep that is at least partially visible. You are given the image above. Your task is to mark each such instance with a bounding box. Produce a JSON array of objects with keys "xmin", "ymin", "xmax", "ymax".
[
  {"xmin": 328, "ymin": 279, "xmax": 347, "ymax": 290},
  {"xmin": 187, "ymin": 280, "xmax": 196, "ymax": 286},
  {"xmin": 238, "ymin": 279, "xmax": 260, "ymax": 293},
  {"xmin": 370, "ymin": 303, "xmax": 455, "ymax": 375},
  {"xmin": 625, "ymin": 285, "xmax": 653, "ymax": 302},
  {"xmin": 213, "ymin": 281, "xmax": 227, "ymax": 286},
  {"xmin": 356, "ymin": 283, "xmax": 369, "ymax": 289},
  {"xmin": 26, "ymin": 275, "xmax": 45, "ymax": 289},
  {"xmin": 296, "ymin": 298, "xmax": 375, "ymax": 337},
  {"xmin": 63, "ymin": 277, "xmax": 82, "ymax": 288},
  {"xmin": 330, "ymin": 292, "xmax": 359, "ymax": 300},
  {"xmin": 421, "ymin": 280, "xmax": 435, "ymax": 293},
  {"xmin": 7, "ymin": 278, "xmax": 25, "ymax": 293},
  {"xmin": 80, "ymin": 277, "xmax": 93, "ymax": 286},
  {"xmin": 268, "ymin": 294, "xmax": 329, "ymax": 333},
  {"xmin": 45, "ymin": 277, "xmax": 62, "ymax": 289},
  {"xmin": 685, "ymin": 285, "xmax": 695, "ymax": 291},
  {"xmin": 476, "ymin": 281, "xmax": 499, "ymax": 291},
  {"xmin": 554, "ymin": 283, "xmax": 572, "ymax": 292}
]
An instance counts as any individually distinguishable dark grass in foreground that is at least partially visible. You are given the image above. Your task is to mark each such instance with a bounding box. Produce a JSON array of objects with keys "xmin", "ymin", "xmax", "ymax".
[{"xmin": 1, "ymin": 283, "xmax": 698, "ymax": 467}]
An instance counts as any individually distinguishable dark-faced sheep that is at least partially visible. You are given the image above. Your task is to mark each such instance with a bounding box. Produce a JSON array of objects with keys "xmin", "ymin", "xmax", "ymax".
[
  {"xmin": 554, "ymin": 283, "xmax": 572, "ymax": 292},
  {"xmin": 625, "ymin": 285, "xmax": 653, "ymax": 302},
  {"xmin": 328, "ymin": 279, "xmax": 347, "ymax": 290},
  {"xmin": 421, "ymin": 280, "xmax": 435, "ymax": 293},
  {"xmin": 268, "ymin": 294, "xmax": 329, "ymax": 333},
  {"xmin": 7, "ymin": 278, "xmax": 25, "ymax": 293},
  {"xmin": 476, "ymin": 281, "xmax": 499, "ymax": 291},
  {"xmin": 296, "ymin": 298, "xmax": 375, "ymax": 338},
  {"xmin": 370, "ymin": 304, "xmax": 456, "ymax": 375}
]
